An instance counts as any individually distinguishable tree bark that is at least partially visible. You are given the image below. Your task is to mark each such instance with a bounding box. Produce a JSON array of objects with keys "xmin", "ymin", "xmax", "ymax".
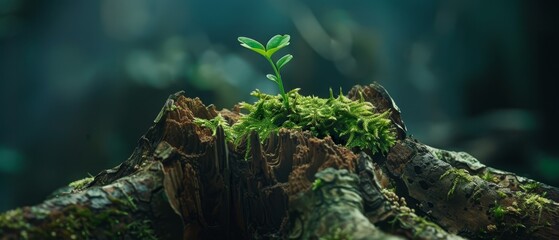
[{"xmin": 1, "ymin": 84, "xmax": 557, "ymax": 240}]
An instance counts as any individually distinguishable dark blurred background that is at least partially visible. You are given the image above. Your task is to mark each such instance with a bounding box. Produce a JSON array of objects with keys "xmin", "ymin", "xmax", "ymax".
[{"xmin": 0, "ymin": 0, "xmax": 558, "ymax": 211}]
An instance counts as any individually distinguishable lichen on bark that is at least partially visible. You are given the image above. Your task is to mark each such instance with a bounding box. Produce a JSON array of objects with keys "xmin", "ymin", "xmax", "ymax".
[{"xmin": 1, "ymin": 83, "xmax": 558, "ymax": 240}]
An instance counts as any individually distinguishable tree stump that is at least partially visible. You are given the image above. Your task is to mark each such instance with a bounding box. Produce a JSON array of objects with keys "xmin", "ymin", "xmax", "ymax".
[{"xmin": 1, "ymin": 83, "xmax": 557, "ymax": 240}]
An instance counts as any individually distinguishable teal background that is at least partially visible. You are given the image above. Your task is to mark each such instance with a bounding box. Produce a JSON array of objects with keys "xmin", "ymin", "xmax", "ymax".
[{"xmin": 0, "ymin": 0, "xmax": 558, "ymax": 211}]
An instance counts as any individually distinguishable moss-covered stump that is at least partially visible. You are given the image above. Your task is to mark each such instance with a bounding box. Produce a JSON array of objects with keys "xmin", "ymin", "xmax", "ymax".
[{"xmin": 1, "ymin": 83, "xmax": 558, "ymax": 240}]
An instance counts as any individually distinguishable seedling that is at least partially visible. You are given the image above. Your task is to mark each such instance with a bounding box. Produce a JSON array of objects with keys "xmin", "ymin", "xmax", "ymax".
[
  {"xmin": 238, "ymin": 34, "xmax": 293, "ymax": 109},
  {"xmin": 195, "ymin": 34, "xmax": 397, "ymax": 158}
]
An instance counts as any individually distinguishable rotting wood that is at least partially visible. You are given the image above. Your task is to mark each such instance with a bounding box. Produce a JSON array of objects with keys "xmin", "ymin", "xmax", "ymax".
[{"xmin": 1, "ymin": 84, "xmax": 558, "ymax": 240}]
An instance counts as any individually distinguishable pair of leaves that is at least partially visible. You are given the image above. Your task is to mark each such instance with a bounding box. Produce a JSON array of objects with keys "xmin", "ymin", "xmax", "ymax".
[
  {"xmin": 238, "ymin": 35, "xmax": 293, "ymax": 71},
  {"xmin": 238, "ymin": 34, "xmax": 293, "ymax": 108},
  {"xmin": 238, "ymin": 34, "xmax": 290, "ymax": 56}
]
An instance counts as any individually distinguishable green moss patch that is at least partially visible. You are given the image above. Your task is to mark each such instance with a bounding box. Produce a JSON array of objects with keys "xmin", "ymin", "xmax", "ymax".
[{"xmin": 196, "ymin": 89, "xmax": 396, "ymax": 156}]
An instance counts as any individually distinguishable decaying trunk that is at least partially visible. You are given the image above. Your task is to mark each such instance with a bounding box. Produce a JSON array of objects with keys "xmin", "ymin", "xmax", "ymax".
[{"xmin": 1, "ymin": 83, "xmax": 557, "ymax": 240}]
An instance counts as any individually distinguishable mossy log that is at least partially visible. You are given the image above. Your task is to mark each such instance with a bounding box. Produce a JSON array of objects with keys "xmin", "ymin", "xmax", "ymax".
[{"xmin": 1, "ymin": 84, "xmax": 558, "ymax": 239}]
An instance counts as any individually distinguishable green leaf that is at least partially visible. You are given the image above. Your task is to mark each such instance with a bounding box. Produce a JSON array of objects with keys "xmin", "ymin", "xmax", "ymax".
[
  {"xmin": 266, "ymin": 34, "xmax": 290, "ymax": 56},
  {"xmin": 238, "ymin": 37, "xmax": 266, "ymax": 55},
  {"xmin": 266, "ymin": 74, "xmax": 278, "ymax": 82},
  {"xmin": 276, "ymin": 54, "xmax": 293, "ymax": 69}
]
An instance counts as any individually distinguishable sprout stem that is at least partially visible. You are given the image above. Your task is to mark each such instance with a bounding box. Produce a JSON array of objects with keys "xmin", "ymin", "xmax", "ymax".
[{"xmin": 266, "ymin": 57, "xmax": 289, "ymax": 109}]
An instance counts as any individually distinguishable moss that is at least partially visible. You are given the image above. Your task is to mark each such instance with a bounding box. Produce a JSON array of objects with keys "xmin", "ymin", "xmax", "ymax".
[
  {"xmin": 384, "ymin": 190, "xmax": 445, "ymax": 238},
  {"xmin": 520, "ymin": 181, "xmax": 541, "ymax": 193},
  {"xmin": 312, "ymin": 178, "xmax": 323, "ymax": 191},
  {"xmin": 520, "ymin": 192, "xmax": 552, "ymax": 223},
  {"xmin": 490, "ymin": 202, "xmax": 506, "ymax": 220},
  {"xmin": 128, "ymin": 220, "xmax": 158, "ymax": 240},
  {"xmin": 196, "ymin": 89, "xmax": 396, "ymax": 157},
  {"xmin": 480, "ymin": 171, "xmax": 499, "ymax": 183},
  {"xmin": 319, "ymin": 227, "xmax": 350, "ymax": 240},
  {"xmin": 0, "ymin": 208, "xmax": 30, "ymax": 235},
  {"xmin": 68, "ymin": 177, "xmax": 94, "ymax": 191},
  {"xmin": 432, "ymin": 149, "xmax": 444, "ymax": 160},
  {"xmin": 0, "ymin": 195, "xmax": 158, "ymax": 239},
  {"xmin": 193, "ymin": 113, "xmax": 234, "ymax": 142},
  {"xmin": 108, "ymin": 193, "xmax": 138, "ymax": 211},
  {"xmin": 389, "ymin": 211, "xmax": 444, "ymax": 238},
  {"xmin": 439, "ymin": 168, "xmax": 474, "ymax": 199},
  {"xmin": 496, "ymin": 190, "xmax": 507, "ymax": 198},
  {"xmin": 480, "ymin": 171, "xmax": 492, "ymax": 182},
  {"xmin": 411, "ymin": 215, "xmax": 445, "ymax": 237},
  {"xmin": 44, "ymin": 205, "xmax": 135, "ymax": 239}
]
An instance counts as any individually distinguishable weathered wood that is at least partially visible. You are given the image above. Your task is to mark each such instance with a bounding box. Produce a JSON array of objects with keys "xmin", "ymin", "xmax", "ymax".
[
  {"xmin": 1, "ymin": 84, "xmax": 558, "ymax": 240},
  {"xmin": 0, "ymin": 162, "xmax": 181, "ymax": 239},
  {"xmin": 383, "ymin": 139, "xmax": 559, "ymax": 239}
]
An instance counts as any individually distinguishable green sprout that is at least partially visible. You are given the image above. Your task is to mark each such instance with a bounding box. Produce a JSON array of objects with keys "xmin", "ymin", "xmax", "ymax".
[
  {"xmin": 238, "ymin": 34, "xmax": 293, "ymax": 109},
  {"xmin": 195, "ymin": 34, "xmax": 396, "ymax": 158}
]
